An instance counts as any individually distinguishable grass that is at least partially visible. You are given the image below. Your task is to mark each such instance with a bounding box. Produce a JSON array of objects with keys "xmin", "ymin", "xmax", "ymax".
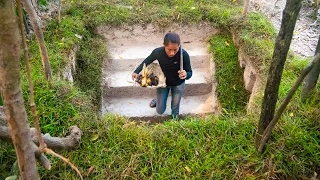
[
  {"xmin": 1, "ymin": 0, "xmax": 320, "ymax": 179},
  {"xmin": 209, "ymin": 33, "xmax": 250, "ymax": 113},
  {"xmin": 32, "ymin": 52, "xmax": 318, "ymax": 179},
  {"xmin": 233, "ymin": 12, "xmax": 277, "ymax": 74},
  {"xmin": 36, "ymin": 100, "xmax": 319, "ymax": 179}
]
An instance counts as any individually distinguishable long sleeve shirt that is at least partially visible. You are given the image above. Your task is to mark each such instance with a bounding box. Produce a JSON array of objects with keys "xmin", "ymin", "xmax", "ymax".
[{"xmin": 133, "ymin": 47, "xmax": 192, "ymax": 86}]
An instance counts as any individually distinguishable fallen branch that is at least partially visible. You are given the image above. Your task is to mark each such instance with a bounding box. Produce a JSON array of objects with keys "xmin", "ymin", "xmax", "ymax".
[
  {"xmin": 31, "ymin": 125, "xmax": 82, "ymax": 151},
  {"xmin": 0, "ymin": 125, "xmax": 82, "ymax": 151},
  {"xmin": 258, "ymin": 53, "xmax": 320, "ymax": 153},
  {"xmin": 31, "ymin": 142, "xmax": 51, "ymax": 170}
]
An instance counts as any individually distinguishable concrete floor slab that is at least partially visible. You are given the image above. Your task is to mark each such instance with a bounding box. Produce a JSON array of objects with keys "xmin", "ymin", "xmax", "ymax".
[
  {"xmin": 105, "ymin": 54, "xmax": 211, "ymax": 71},
  {"xmin": 101, "ymin": 93, "xmax": 217, "ymax": 118},
  {"xmin": 103, "ymin": 68, "xmax": 213, "ymax": 98},
  {"xmin": 103, "ymin": 82, "xmax": 213, "ymax": 98},
  {"xmin": 104, "ymin": 68, "xmax": 212, "ymax": 87},
  {"xmin": 108, "ymin": 42, "xmax": 209, "ymax": 60}
]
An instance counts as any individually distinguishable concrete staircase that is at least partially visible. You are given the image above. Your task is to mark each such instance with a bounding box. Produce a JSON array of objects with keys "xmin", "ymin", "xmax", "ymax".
[{"xmin": 99, "ymin": 24, "xmax": 220, "ymax": 121}]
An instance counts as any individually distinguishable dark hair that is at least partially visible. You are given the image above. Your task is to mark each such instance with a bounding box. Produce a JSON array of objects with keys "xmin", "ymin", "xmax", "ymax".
[{"xmin": 163, "ymin": 32, "xmax": 180, "ymax": 46}]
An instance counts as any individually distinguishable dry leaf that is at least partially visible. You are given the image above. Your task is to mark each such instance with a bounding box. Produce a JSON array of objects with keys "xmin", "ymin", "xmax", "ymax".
[
  {"xmin": 75, "ymin": 34, "xmax": 83, "ymax": 39},
  {"xmin": 195, "ymin": 150, "xmax": 199, "ymax": 156},
  {"xmin": 185, "ymin": 166, "xmax": 192, "ymax": 173},
  {"xmin": 86, "ymin": 166, "xmax": 95, "ymax": 177},
  {"xmin": 225, "ymin": 41, "xmax": 230, "ymax": 46},
  {"xmin": 90, "ymin": 134, "xmax": 99, "ymax": 141}
]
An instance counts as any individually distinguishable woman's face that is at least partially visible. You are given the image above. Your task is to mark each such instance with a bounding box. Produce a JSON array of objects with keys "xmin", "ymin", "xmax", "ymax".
[{"xmin": 164, "ymin": 42, "xmax": 179, "ymax": 57}]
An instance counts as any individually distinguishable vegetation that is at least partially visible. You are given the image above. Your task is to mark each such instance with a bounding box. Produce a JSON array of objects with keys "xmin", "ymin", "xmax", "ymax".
[
  {"xmin": 209, "ymin": 33, "xmax": 249, "ymax": 113},
  {"xmin": 0, "ymin": 0, "xmax": 319, "ymax": 179},
  {"xmin": 234, "ymin": 12, "xmax": 277, "ymax": 72}
]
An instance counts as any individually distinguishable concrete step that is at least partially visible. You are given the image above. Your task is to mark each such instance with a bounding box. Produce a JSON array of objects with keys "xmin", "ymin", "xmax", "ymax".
[
  {"xmin": 108, "ymin": 42, "xmax": 209, "ymax": 60},
  {"xmin": 103, "ymin": 68, "xmax": 213, "ymax": 98},
  {"xmin": 99, "ymin": 24, "xmax": 219, "ymax": 120},
  {"xmin": 101, "ymin": 92, "xmax": 218, "ymax": 122},
  {"xmin": 105, "ymin": 54, "xmax": 211, "ymax": 71}
]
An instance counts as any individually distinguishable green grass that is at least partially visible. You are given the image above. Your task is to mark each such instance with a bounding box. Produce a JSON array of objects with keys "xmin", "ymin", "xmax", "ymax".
[
  {"xmin": 0, "ymin": 96, "xmax": 2, "ymax": 106},
  {"xmin": 33, "ymin": 52, "xmax": 318, "ymax": 179},
  {"xmin": 233, "ymin": 12, "xmax": 277, "ymax": 74},
  {"xmin": 37, "ymin": 107, "xmax": 319, "ymax": 179},
  {"xmin": 1, "ymin": 0, "xmax": 320, "ymax": 179},
  {"xmin": 209, "ymin": 33, "xmax": 250, "ymax": 113}
]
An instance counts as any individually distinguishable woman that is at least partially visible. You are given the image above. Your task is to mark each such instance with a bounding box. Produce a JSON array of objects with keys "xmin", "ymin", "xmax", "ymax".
[{"xmin": 132, "ymin": 32, "xmax": 193, "ymax": 119}]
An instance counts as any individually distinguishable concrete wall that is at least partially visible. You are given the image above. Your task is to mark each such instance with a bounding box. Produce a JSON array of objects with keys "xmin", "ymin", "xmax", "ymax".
[
  {"xmin": 61, "ymin": 45, "xmax": 78, "ymax": 83},
  {"xmin": 232, "ymin": 32, "xmax": 264, "ymax": 114}
]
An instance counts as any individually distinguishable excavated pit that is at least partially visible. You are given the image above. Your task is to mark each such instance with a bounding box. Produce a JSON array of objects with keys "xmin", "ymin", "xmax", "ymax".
[{"xmin": 97, "ymin": 23, "xmax": 220, "ymax": 122}]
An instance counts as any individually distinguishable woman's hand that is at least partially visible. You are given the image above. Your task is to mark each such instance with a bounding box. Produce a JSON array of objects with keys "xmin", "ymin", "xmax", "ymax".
[
  {"xmin": 132, "ymin": 73, "xmax": 139, "ymax": 80},
  {"xmin": 178, "ymin": 70, "xmax": 187, "ymax": 79}
]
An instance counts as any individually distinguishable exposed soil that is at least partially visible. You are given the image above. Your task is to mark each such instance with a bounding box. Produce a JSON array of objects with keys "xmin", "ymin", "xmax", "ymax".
[{"xmin": 251, "ymin": 0, "xmax": 320, "ymax": 58}]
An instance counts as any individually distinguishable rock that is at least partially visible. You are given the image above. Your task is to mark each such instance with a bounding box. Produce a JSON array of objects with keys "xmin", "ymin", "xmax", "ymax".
[{"xmin": 62, "ymin": 45, "xmax": 79, "ymax": 83}]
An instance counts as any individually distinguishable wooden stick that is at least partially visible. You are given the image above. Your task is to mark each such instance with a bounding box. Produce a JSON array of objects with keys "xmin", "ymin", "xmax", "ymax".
[
  {"xmin": 17, "ymin": 0, "xmax": 46, "ymax": 150},
  {"xmin": 44, "ymin": 148, "xmax": 83, "ymax": 180},
  {"xmin": 180, "ymin": 45, "xmax": 183, "ymax": 71}
]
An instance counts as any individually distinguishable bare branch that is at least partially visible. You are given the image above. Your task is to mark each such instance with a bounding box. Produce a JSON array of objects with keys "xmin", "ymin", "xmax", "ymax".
[
  {"xmin": 0, "ymin": 106, "xmax": 5, "ymax": 122},
  {"xmin": 18, "ymin": 0, "xmax": 46, "ymax": 150},
  {"xmin": 44, "ymin": 148, "xmax": 83, "ymax": 180},
  {"xmin": 21, "ymin": 0, "xmax": 53, "ymax": 81},
  {"xmin": 242, "ymin": 0, "xmax": 250, "ymax": 17},
  {"xmin": 258, "ymin": 53, "xmax": 320, "ymax": 153},
  {"xmin": 58, "ymin": 0, "xmax": 62, "ymax": 24}
]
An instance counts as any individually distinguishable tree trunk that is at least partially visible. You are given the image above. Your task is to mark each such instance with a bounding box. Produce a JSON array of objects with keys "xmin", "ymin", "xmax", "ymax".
[
  {"xmin": 256, "ymin": 0, "xmax": 302, "ymax": 148},
  {"xmin": 242, "ymin": 0, "xmax": 250, "ymax": 17},
  {"xmin": 0, "ymin": 0, "xmax": 39, "ymax": 178},
  {"xmin": 301, "ymin": 35, "xmax": 320, "ymax": 99},
  {"xmin": 21, "ymin": 0, "xmax": 53, "ymax": 81},
  {"xmin": 258, "ymin": 53, "xmax": 320, "ymax": 153}
]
